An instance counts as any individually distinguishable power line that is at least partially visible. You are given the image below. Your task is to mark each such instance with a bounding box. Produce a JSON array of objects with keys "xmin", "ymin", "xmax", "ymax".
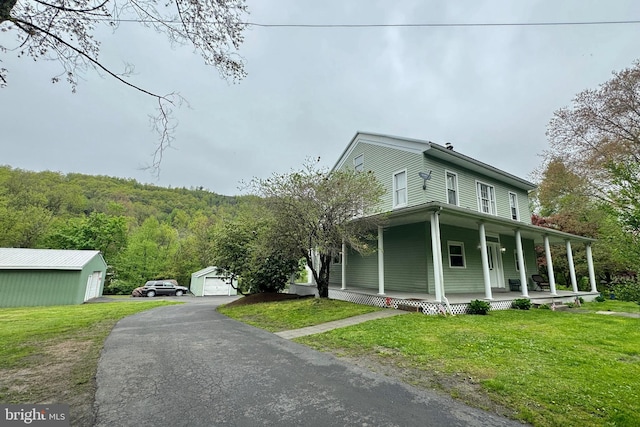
[
  {"xmin": 245, "ymin": 20, "xmax": 640, "ymax": 28},
  {"xmin": 58, "ymin": 17, "xmax": 640, "ymax": 27}
]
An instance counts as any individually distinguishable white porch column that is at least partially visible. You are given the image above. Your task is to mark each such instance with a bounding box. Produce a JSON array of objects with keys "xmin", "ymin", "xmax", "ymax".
[
  {"xmin": 586, "ymin": 243, "xmax": 598, "ymax": 293},
  {"xmin": 341, "ymin": 240, "xmax": 347, "ymax": 290},
  {"xmin": 430, "ymin": 211, "xmax": 443, "ymax": 302},
  {"xmin": 543, "ymin": 235, "xmax": 558, "ymax": 295},
  {"xmin": 434, "ymin": 213, "xmax": 446, "ymax": 300},
  {"xmin": 515, "ymin": 229, "xmax": 529, "ymax": 297},
  {"xmin": 378, "ymin": 226, "xmax": 385, "ymax": 295},
  {"xmin": 566, "ymin": 240, "xmax": 578, "ymax": 294},
  {"xmin": 478, "ymin": 222, "xmax": 493, "ymax": 300}
]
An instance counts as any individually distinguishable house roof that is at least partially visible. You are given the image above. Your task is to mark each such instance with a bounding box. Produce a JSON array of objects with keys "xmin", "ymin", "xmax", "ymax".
[
  {"xmin": 0, "ymin": 248, "xmax": 104, "ymax": 270},
  {"xmin": 332, "ymin": 132, "xmax": 537, "ymax": 191},
  {"xmin": 191, "ymin": 266, "xmax": 222, "ymax": 278}
]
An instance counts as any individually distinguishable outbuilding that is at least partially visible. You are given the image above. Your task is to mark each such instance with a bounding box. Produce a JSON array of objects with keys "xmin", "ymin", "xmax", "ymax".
[
  {"xmin": 190, "ymin": 267, "xmax": 237, "ymax": 296},
  {"xmin": 0, "ymin": 248, "xmax": 107, "ymax": 307}
]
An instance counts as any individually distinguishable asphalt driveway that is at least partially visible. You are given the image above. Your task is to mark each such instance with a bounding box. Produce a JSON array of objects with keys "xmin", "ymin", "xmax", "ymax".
[{"xmin": 93, "ymin": 297, "xmax": 524, "ymax": 426}]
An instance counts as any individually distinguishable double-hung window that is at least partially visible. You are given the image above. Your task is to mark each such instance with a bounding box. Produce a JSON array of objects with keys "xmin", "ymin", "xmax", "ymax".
[
  {"xmin": 448, "ymin": 242, "xmax": 466, "ymax": 268},
  {"xmin": 393, "ymin": 170, "xmax": 407, "ymax": 208},
  {"xmin": 476, "ymin": 182, "xmax": 496, "ymax": 215},
  {"xmin": 508, "ymin": 192, "xmax": 519, "ymax": 220},
  {"xmin": 446, "ymin": 171, "xmax": 458, "ymax": 205},
  {"xmin": 354, "ymin": 154, "xmax": 364, "ymax": 172}
]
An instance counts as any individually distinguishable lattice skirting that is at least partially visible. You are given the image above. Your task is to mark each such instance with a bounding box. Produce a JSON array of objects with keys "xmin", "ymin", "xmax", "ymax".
[{"xmin": 329, "ymin": 289, "xmax": 516, "ymax": 315}]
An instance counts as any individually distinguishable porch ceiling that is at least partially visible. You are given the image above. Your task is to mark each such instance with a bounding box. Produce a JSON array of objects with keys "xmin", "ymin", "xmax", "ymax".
[{"xmin": 380, "ymin": 202, "xmax": 594, "ymax": 245}]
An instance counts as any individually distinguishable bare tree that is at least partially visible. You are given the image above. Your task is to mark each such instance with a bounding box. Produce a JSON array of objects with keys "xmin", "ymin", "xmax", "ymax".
[
  {"xmin": 544, "ymin": 59, "xmax": 640, "ymax": 200},
  {"xmin": 0, "ymin": 0, "xmax": 248, "ymax": 170},
  {"xmin": 250, "ymin": 160, "xmax": 386, "ymax": 298}
]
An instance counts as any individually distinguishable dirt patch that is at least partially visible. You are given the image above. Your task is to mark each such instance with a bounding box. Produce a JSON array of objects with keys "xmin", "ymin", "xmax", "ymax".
[
  {"xmin": 1, "ymin": 338, "xmax": 101, "ymax": 426},
  {"xmin": 223, "ymin": 293, "xmax": 315, "ymax": 308}
]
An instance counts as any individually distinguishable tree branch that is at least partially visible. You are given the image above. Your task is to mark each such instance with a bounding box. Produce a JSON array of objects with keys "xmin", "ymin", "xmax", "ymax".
[{"xmin": 32, "ymin": 0, "xmax": 110, "ymax": 14}]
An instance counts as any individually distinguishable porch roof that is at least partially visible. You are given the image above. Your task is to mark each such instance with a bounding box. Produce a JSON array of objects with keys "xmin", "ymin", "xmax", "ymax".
[{"xmin": 375, "ymin": 202, "xmax": 595, "ymax": 245}]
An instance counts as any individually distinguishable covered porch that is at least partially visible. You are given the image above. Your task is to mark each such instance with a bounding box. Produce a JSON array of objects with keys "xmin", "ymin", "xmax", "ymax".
[
  {"xmin": 334, "ymin": 202, "xmax": 598, "ymax": 313},
  {"xmin": 329, "ymin": 286, "xmax": 600, "ymax": 315}
]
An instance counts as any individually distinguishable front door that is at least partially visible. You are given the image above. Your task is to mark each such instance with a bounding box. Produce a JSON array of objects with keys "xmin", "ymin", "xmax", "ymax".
[{"xmin": 487, "ymin": 242, "xmax": 505, "ymax": 289}]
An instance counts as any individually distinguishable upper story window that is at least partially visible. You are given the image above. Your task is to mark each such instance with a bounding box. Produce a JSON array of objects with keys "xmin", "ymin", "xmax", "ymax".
[
  {"xmin": 508, "ymin": 192, "xmax": 519, "ymax": 221},
  {"xmin": 476, "ymin": 181, "xmax": 496, "ymax": 215},
  {"xmin": 354, "ymin": 154, "xmax": 364, "ymax": 172},
  {"xmin": 393, "ymin": 170, "xmax": 407, "ymax": 208},
  {"xmin": 445, "ymin": 171, "xmax": 458, "ymax": 205}
]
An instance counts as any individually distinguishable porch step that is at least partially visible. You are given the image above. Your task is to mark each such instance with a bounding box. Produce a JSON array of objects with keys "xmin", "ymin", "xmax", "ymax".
[{"xmin": 531, "ymin": 301, "xmax": 570, "ymax": 310}]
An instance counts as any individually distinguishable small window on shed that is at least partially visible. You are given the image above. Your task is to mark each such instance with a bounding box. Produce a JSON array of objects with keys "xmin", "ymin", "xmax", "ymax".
[{"xmin": 354, "ymin": 154, "xmax": 364, "ymax": 172}]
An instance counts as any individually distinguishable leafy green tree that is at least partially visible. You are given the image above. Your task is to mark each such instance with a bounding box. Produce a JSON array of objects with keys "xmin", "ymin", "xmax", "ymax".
[
  {"xmin": 211, "ymin": 203, "xmax": 299, "ymax": 294},
  {"xmin": 250, "ymin": 161, "xmax": 385, "ymax": 298},
  {"xmin": 113, "ymin": 217, "xmax": 178, "ymax": 293},
  {"xmin": 45, "ymin": 212, "xmax": 127, "ymax": 261}
]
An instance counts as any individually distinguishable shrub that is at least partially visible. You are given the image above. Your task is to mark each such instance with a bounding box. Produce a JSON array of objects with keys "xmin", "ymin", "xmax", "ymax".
[
  {"xmin": 594, "ymin": 294, "xmax": 606, "ymax": 303},
  {"xmin": 468, "ymin": 299, "xmax": 491, "ymax": 315},
  {"xmin": 608, "ymin": 277, "xmax": 640, "ymax": 302},
  {"xmin": 538, "ymin": 303, "xmax": 550, "ymax": 310},
  {"xmin": 512, "ymin": 298, "xmax": 532, "ymax": 310}
]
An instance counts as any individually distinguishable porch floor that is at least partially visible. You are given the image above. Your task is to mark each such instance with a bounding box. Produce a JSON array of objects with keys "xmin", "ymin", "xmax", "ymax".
[{"xmin": 329, "ymin": 285, "xmax": 598, "ymax": 304}]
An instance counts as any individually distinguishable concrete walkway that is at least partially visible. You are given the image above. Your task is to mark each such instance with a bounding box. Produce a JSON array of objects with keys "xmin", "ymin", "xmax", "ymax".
[
  {"xmin": 595, "ymin": 310, "xmax": 640, "ymax": 318},
  {"xmin": 275, "ymin": 308, "xmax": 409, "ymax": 339}
]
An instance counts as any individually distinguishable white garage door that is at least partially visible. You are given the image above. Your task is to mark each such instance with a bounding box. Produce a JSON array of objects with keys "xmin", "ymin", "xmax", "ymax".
[{"xmin": 203, "ymin": 277, "xmax": 230, "ymax": 296}]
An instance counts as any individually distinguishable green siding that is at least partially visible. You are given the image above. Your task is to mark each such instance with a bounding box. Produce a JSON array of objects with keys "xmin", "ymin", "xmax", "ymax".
[
  {"xmin": 79, "ymin": 256, "xmax": 107, "ymax": 301},
  {"xmin": 339, "ymin": 140, "xmax": 533, "ymax": 224},
  {"xmin": 383, "ymin": 223, "xmax": 429, "ymax": 293},
  {"xmin": 425, "ymin": 156, "xmax": 533, "ymax": 225},
  {"xmin": 343, "ymin": 247, "xmax": 379, "ymax": 290},
  {"xmin": 338, "ymin": 142, "xmax": 428, "ymax": 212},
  {"xmin": 190, "ymin": 275, "xmax": 205, "ymax": 296},
  {"xmin": 439, "ymin": 224, "xmax": 485, "ymax": 293},
  {"xmin": 0, "ymin": 270, "xmax": 83, "ymax": 307}
]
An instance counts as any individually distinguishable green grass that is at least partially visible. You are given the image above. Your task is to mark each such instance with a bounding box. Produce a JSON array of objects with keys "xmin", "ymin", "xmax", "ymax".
[
  {"xmin": 296, "ymin": 310, "xmax": 640, "ymax": 427},
  {"xmin": 218, "ymin": 298, "xmax": 381, "ymax": 332},
  {"xmin": 581, "ymin": 300, "xmax": 640, "ymax": 313},
  {"xmin": 0, "ymin": 301, "xmax": 179, "ymax": 425}
]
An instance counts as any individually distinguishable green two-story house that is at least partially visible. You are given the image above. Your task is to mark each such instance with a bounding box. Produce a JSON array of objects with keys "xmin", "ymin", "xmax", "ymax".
[{"xmin": 328, "ymin": 132, "xmax": 598, "ymax": 306}]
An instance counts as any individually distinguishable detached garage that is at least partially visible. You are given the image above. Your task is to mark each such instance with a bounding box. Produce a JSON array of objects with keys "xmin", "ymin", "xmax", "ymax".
[
  {"xmin": 0, "ymin": 248, "xmax": 107, "ymax": 307},
  {"xmin": 190, "ymin": 267, "xmax": 237, "ymax": 296}
]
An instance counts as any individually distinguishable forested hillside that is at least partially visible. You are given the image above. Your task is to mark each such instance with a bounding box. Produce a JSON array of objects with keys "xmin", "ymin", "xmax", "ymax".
[{"xmin": 0, "ymin": 165, "xmax": 247, "ymax": 293}]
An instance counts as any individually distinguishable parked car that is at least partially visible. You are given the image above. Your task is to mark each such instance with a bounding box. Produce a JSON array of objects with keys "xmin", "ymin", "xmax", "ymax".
[{"xmin": 132, "ymin": 280, "xmax": 189, "ymax": 297}]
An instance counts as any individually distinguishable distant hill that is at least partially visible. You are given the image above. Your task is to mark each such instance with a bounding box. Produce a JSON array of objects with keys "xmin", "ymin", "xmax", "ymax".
[{"xmin": 0, "ymin": 165, "xmax": 250, "ymax": 292}]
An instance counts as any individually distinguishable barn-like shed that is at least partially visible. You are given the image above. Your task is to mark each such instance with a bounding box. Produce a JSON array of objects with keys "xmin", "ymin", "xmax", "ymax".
[
  {"xmin": 190, "ymin": 267, "xmax": 237, "ymax": 296},
  {"xmin": 0, "ymin": 248, "xmax": 107, "ymax": 307}
]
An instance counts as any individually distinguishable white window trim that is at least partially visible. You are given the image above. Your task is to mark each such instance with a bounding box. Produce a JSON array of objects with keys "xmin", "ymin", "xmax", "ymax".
[
  {"xmin": 393, "ymin": 169, "xmax": 408, "ymax": 208},
  {"xmin": 508, "ymin": 191, "xmax": 520, "ymax": 221},
  {"xmin": 447, "ymin": 241, "xmax": 466, "ymax": 269},
  {"xmin": 354, "ymin": 154, "xmax": 364, "ymax": 172},
  {"xmin": 476, "ymin": 180, "xmax": 497, "ymax": 215},
  {"xmin": 445, "ymin": 170, "xmax": 459, "ymax": 206}
]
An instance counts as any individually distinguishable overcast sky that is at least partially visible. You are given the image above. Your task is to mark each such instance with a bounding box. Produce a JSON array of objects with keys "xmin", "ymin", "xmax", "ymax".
[{"xmin": 1, "ymin": 0, "xmax": 639, "ymax": 196}]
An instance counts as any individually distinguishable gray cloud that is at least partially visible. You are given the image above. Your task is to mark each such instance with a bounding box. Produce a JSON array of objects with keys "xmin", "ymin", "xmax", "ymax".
[{"xmin": 1, "ymin": 0, "xmax": 638, "ymax": 195}]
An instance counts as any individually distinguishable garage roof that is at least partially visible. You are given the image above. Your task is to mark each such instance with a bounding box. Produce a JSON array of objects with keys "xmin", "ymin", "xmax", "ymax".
[
  {"xmin": 0, "ymin": 248, "xmax": 103, "ymax": 270},
  {"xmin": 192, "ymin": 266, "xmax": 222, "ymax": 278}
]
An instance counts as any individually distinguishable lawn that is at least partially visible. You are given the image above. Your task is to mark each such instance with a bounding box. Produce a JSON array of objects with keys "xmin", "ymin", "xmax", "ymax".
[
  {"xmin": 580, "ymin": 300, "xmax": 640, "ymax": 313},
  {"xmin": 218, "ymin": 298, "xmax": 381, "ymax": 331},
  {"xmin": 297, "ymin": 309, "xmax": 640, "ymax": 427},
  {"xmin": 0, "ymin": 301, "xmax": 179, "ymax": 425}
]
